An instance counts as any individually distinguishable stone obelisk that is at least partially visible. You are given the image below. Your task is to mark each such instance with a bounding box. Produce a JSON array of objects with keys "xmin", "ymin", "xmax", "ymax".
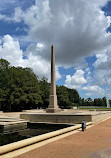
[{"xmin": 46, "ymin": 45, "xmax": 61, "ymax": 113}]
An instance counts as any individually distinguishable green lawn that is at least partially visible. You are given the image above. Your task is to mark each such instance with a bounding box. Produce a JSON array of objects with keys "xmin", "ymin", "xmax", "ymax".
[{"xmin": 78, "ymin": 107, "xmax": 111, "ymax": 110}]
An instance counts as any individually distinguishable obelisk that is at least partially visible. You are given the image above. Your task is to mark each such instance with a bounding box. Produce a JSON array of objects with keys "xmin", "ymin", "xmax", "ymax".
[{"xmin": 46, "ymin": 45, "xmax": 61, "ymax": 113}]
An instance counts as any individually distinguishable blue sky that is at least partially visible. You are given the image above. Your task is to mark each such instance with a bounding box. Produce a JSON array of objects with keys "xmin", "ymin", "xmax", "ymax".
[{"xmin": 0, "ymin": 0, "xmax": 111, "ymax": 100}]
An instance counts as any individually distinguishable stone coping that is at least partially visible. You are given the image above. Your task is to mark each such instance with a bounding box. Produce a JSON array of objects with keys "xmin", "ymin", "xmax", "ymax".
[
  {"xmin": 22, "ymin": 111, "xmax": 111, "ymax": 116},
  {"xmin": 22, "ymin": 109, "xmax": 45, "ymax": 113},
  {"xmin": 24, "ymin": 113, "xmax": 91, "ymax": 116},
  {"xmin": 30, "ymin": 122, "xmax": 75, "ymax": 125},
  {"xmin": 0, "ymin": 120, "xmax": 28, "ymax": 126}
]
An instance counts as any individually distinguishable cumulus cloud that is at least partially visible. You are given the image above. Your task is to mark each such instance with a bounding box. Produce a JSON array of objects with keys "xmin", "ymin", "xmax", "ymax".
[
  {"xmin": 13, "ymin": 7, "xmax": 24, "ymax": 22},
  {"xmin": 85, "ymin": 67, "xmax": 91, "ymax": 75},
  {"xmin": 0, "ymin": 0, "xmax": 111, "ymax": 67},
  {"xmin": 82, "ymin": 85, "xmax": 105, "ymax": 96},
  {"xmin": 1, "ymin": 0, "xmax": 111, "ymax": 98},
  {"xmin": 0, "ymin": 35, "xmax": 61, "ymax": 80},
  {"xmin": 94, "ymin": 52, "xmax": 108, "ymax": 68},
  {"xmin": 23, "ymin": 0, "xmax": 111, "ymax": 66},
  {"xmin": 94, "ymin": 48, "xmax": 111, "ymax": 71},
  {"xmin": 0, "ymin": 35, "xmax": 23, "ymax": 66},
  {"xmin": 93, "ymin": 46, "xmax": 111, "ymax": 87},
  {"xmin": 65, "ymin": 69, "xmax": 87, "ymax": 89}
]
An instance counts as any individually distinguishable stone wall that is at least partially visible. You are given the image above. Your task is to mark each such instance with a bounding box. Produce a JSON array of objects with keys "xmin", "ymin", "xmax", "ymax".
[{"xmin": 20, "ymin": 112, "xmax": 111, "ymax": 124}]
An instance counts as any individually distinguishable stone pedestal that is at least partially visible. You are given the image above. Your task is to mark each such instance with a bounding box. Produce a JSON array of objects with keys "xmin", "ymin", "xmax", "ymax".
[{"xmin": 46, "ymin": 108, "xmax": 61, "ymax": 113}]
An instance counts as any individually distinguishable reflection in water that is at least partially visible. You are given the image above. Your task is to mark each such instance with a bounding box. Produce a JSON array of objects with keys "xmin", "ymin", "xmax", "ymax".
[{"xmin": 0, "ymin": 123, "xmax": 72, "ymax": 146}]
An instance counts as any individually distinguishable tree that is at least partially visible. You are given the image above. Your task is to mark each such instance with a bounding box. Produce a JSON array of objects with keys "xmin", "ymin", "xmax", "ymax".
[
  {"xmin": 0, "ymin": 59, "xmax": 42, "ymax": 111},
  {"xmin": 109, "ymin": 100, "xmax": 111, "ymax": 107},
  {"xmin": 94, "ymin": 98, "xmax": 105, "ymax": 107},
  {"xmin": 57, "ymin": 86, "xmax": 80, "ymax": 109},
  {"xmin": 84, "ymin": 98, "xmax": 94, "ymax": 106},
  {"xmin": 39, "ymin": 77, "xmax": 50, "ymax": 109},
  {"xmin": 81, "ymin": 98, "xmax": 85, "ymax": 106},
  {"xmin": 0, "ymin": 59, "xmax": 11, "ymax": 110},
  {"xmin": 102, "ymin": 97, "xmax": 107, "ymax": 106},
  {"xmin": 57, "ymin": 86, "xmax": 71, "ymax": 108},
  {"xmin": 0, "ymin": 59, "xmax": 81, "ymax": 111},
  {"xmin": 67, "ymin": 88, "xmax": 80, "ymax": 104}
]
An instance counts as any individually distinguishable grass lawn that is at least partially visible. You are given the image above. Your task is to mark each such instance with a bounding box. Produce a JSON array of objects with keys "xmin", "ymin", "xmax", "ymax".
[{"xmin": 78, "ymin": 107, "xmax": 111, "ymax": 110}]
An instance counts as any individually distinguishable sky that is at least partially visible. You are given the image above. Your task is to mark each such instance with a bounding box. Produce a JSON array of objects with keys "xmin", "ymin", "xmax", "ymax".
[{"xmin": 0, "ymin": 0, "xmax": 111, "ymax": 100}]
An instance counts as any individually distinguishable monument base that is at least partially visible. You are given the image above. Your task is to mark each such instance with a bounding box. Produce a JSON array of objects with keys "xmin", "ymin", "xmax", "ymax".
[
  {"xmin": 46, "ymin": 108, "xmax": 61, "ymax": 113},
  {"xmin": 20, "ymin": 111, "xmax": 111, "ymax": 124}
]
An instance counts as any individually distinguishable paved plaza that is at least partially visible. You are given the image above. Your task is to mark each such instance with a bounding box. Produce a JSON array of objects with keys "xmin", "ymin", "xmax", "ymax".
[
  {"xmin": 13, "ymin": 117, "xmax": 111, "ymax": 158},
  {"xmin": 0, "ymin": 110, "xmax": 111, "ymax": 158}
]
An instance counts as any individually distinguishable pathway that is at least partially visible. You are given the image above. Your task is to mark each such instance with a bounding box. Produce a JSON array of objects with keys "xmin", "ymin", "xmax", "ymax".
[{"xmin": 14, "ymin": 118, "xmax": 111, "ymax": 158}]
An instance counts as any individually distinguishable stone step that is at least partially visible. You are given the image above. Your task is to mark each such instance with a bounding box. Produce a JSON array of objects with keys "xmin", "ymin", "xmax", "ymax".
[{"xmin": 0, "ymin": 119, "xmax": 28, "ymax": 134}]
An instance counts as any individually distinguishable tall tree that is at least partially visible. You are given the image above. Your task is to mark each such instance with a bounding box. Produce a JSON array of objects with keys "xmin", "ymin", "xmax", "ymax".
[
  {"xmin": 0, "ymin": 59, "xmax": 81, "ymax": 111},
  {"xmin": 39, "ymin": 77, "xmax": 50, "ymax": 109},
  {"xmin": 0, "ymin": 59, "xmax": 42, "ymax": 111}
]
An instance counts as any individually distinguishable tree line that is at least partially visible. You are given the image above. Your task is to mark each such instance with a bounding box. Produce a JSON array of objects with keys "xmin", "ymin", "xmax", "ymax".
[
  {"xmin": 0, "ymin": 59, "xmax": 110, "ymax": 112},
  {"xmin": 80, "ymin": 97, "xmax": 110, "ymax": 107},
  {"xmin": 0, "ymin": 59, "xmax": 80, "ymax": 112}
]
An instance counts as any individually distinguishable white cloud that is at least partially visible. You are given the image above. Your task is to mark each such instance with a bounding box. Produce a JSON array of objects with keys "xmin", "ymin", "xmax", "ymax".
[
  {"xmin": 0, "ymin": 7, "xmax": 24, "ymax": 22},
  {"xmin": 0, "ymin": 35, "xmax": 23, "ymax": 66},
  {"xmin": 36, "ymin": 43, "xmax": 44, "ymax": 50},
  {"xmin": 85, "ymin": 67, "xmax": 91, "ymax": 75},
  {"xmin": 82, "ymin": 85, "xmax": 105, "ymax": 96},
  {"xmin": 0, "ymin": 0, "xmax": 111, "ymax": 67},
  {"xmin": 13, "ymin": 7, "xmax": 24, "ymax": 22},
  {"xmin": 56, "ymin": 67, "xmax": 62, "ymax": 80},
  {"xmin": 93, "ymin": 47, "xmax": 111, "ymax": 87},
  {"xmin": 65, "ymin": 69, "xmax": 87, "ymax": 89},
  {"xmin": 94, "ymin": 70, "xmax": 106, "ymax": 85},
  {"xmin": 24, "ymin": 0, "xmax": 111, "ymax": 66},
  {"xmin": 0, "ymin": 35, "xmax": 61, "ymax": 81},
  {"xmin": 94, "ymin": 52, "xmax": 108, "ymax": 68},
  {"xmin": 1, "ymin": 0, "xmax": 111, "ymax": 98}
]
